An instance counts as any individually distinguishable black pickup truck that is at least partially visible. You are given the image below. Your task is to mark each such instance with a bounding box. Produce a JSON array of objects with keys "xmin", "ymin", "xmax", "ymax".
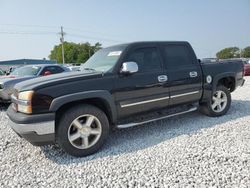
[{"xmin": 7, "ymin": 41, "xmax": 244, "ymax": 157}]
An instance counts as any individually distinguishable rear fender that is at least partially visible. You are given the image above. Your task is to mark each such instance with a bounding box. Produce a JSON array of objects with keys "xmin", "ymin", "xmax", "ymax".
[{"xmin": 212, "ymin": 72, "xmax": 236, "ymax": 92}]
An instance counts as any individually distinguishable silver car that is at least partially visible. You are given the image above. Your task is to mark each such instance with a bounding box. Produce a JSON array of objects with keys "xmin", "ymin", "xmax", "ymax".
[{"xmin": 0, "ymin": 64, "xmax": 69, "ymax": 102}]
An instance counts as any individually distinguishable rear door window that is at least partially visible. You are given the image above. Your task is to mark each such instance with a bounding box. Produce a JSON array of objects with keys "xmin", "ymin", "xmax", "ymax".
[{"xmin": 162, "ymin": 45, "xmax": 194, "ymax": 69}]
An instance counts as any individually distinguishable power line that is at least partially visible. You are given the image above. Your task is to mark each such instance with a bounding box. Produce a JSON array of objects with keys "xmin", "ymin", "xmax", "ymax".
[
  {"xmin": 0, "ymin": 27, "xmax": 126, "ymax": 44},
  {"xmin": 0, "ymin": 23, "xmax": 125, "ymax": 43},
  {"xmin": 65, "ymin": 27, "xmax": 122, "ymax": 40},
  {"xmin": 68, "ymin": 33, "xmax": 125, "ymax": 43},
  {"xmin": 0, "ymin": 24, "xmax": 121, "ymax": 38},
  {"xmin": 0, "ymin": 31, "xmax": 57, "ymax": 35},
  {"xmin": 0, "ymin": 23, "xmax": 60, "ymax": 29}
]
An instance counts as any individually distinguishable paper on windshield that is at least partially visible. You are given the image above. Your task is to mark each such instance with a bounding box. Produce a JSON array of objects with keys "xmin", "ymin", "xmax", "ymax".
[{"xmin": 107, "ymin": 51, "xmax": 122, "ymax": 56}]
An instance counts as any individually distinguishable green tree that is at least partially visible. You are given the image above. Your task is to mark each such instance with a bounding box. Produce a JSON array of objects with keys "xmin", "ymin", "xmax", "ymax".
[
  {"xmin": 216, "ymin": 47, "xmax": 240, "ymax": 59},
  {"xmin": 242, "ymin": 46, "xmax": 250, "ymax": 58},
  {"xmin": 49, "ymin": 41, "xmax": 102, "ymax": 64}
]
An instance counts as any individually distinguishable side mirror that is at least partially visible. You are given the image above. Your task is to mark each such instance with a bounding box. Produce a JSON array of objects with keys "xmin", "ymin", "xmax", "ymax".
[
  {"xmin": 43, "ymin": 71, "xmax": 52, "ymax": 76},
  {"xmin": 120, "ymin": 62, "xmax": 138, "ymax": 74}
]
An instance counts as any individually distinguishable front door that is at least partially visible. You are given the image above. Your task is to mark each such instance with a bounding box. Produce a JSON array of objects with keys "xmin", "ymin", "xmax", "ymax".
[{"xmin": 114, "ymin": 45, "xmax": 170, "ymax": 119}]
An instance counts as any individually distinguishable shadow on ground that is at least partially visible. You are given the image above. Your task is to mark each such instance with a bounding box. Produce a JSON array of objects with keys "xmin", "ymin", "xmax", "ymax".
[
  {"xmin": 34, "ymin": 100, "xmax": 250, "ymax": 164},
  {"xmin": 0, "ymin": 103, "xmax": 10, "ymax": 111}
]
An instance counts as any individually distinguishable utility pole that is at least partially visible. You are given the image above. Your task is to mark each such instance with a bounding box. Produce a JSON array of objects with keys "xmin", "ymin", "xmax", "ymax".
[{"xmin": 60, "ymin": 26, "xmax": 65, "ymax": 64}]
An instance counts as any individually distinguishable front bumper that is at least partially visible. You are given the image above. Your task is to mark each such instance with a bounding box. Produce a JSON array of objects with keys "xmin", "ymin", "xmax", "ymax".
[{"xmin": 7, "ymin": 106, "xmax": 55, "ymax": 146}]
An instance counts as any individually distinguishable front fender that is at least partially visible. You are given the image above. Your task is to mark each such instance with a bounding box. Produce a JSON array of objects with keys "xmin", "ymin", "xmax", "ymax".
[{"xmin": 49, "ymin": 90, "xmax": 117, "ymax": 123}]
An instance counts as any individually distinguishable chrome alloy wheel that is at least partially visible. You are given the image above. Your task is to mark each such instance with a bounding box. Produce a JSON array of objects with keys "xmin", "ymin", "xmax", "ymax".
[
  {"xmin": 67, "ymin": 114, "xmax": 102, "ymax": 149},
  {"xmin": 211, "ymin": 90, "xmax": 228, "ymax": 113}
]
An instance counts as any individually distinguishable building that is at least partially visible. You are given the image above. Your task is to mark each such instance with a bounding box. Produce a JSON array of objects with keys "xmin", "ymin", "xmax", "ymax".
[{"xmin": 0, "ymin": 59, "xmax": 57, "ymax": 71}]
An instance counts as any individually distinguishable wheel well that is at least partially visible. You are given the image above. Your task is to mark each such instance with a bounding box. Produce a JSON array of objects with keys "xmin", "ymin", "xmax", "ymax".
[
  {"xmin": 217, "ymin": 77, "xmax": 235, "ymax": 92},
  {"xmin": 55, "ymin": 98, "xmax": 113, "ymax": 126}
]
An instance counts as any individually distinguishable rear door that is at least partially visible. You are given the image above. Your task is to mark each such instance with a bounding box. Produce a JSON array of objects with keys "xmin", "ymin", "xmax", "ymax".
[
  {"xmin": 161, "ymin": 43, "xmax": 202, "ymax": 106},
  {"xmin": 114, "ymin": 45, "xmax": 170, "ymax": 118}
]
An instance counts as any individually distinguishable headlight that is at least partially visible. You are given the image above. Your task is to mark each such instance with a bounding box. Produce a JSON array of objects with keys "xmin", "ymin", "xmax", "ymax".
[
  {"xmin": 16, "ymin": 90, "xmax": 34, "ymax": 114},
  {"xmin": 18, "ymin": 90, "xmax": 34, "ymax": 101},
  {"xmin": 12, "ymin": 90, "xmax": 53, "ymax": 114}
]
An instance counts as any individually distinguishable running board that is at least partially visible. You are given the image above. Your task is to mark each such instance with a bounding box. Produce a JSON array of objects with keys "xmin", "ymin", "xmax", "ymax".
[{"xmin": 117, "ymin": 106, "xmax": 197, "ymax": 129}]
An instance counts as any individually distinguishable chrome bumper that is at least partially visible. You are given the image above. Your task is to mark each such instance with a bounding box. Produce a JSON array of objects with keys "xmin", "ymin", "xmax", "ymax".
[{"xmin": 9, "ymin": 119, "xmax": 55, "ymax": 136}]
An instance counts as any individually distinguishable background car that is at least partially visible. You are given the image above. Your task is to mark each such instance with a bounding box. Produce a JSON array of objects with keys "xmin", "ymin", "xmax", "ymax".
[
  {"xmin": 243, "ymin": 59, "xmax": 250, "ymax": 76},
  {"xmin": 67, "ymin": 66, "xmax": 81, "ymax": 71},
  {"xmin": 0, "ymin": 64, "xmax": 69, "ymax": 102},
  {"xmin": 0, "ymin": 68, "xmax": 5, "ymax": 76},
  {"xmin": 201, "ymin": 58, "xmax": 219, "ymax": 63}
]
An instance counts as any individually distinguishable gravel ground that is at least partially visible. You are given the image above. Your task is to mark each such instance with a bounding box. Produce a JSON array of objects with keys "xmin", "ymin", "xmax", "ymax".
[{"xmin": 0, "ymin": 78, "xmax": 250, "ymax": 188}]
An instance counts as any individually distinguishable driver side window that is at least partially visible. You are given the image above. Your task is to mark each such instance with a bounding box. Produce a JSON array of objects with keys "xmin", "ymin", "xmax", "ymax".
[{"xmin": 125, "ymin": 47, "xmax": 162, "ymax": 73}]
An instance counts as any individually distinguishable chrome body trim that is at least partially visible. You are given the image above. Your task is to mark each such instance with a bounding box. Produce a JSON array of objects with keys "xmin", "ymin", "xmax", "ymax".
[
  {"xmin": 120, "ymin": 62, "xmax": 138, "ymax": 74},
  {"xmin": 170, "ymin": 91, "xmax": 200, "ymax": 98},
  {"xmin": 189, "ymin": 71, "xmax": 198, "ymax": 78},
  {"xmin": 121, "ymin": 96, "xmax": 170, "ymax": 108},
  {"xmin": 117, "ymin": 107, "xmax": 197, "ymax": 129},
  {"xmin": 11, "ymin": 94, "xmax": 30, "ymax": 106},
  {"xmin": 120, "ymin": 91, "xmax": 200, "ymax": 108},
  {"xmin": 158, "ymin": 75, "xmax": 168, "ymax": 82}
]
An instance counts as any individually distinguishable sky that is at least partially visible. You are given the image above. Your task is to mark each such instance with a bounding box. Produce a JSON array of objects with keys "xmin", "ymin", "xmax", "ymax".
[{"xmin": 0, "ymin": 0, "xmax": 249, "ymax": 60}]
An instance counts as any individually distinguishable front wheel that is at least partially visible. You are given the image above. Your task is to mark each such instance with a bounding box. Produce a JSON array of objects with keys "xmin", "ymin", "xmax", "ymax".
[
  {"xmin": 200, "ymin": 85, "xmax": 231, "ymax": 117},
  {"xmin": 56, "ymin": 104, "xmax": 109, "ymax": 157}
]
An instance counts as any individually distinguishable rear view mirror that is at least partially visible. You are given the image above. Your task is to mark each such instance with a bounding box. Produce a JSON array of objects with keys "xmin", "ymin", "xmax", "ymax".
[{"xmin": 120, "ymin": 62, "xmax": 138, "ymax": 74}]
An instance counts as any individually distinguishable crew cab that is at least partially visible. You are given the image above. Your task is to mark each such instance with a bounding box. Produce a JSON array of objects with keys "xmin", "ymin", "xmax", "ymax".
[{"xmin": 7, "ymin": 41, "xmax": 245, "ymax": 157}]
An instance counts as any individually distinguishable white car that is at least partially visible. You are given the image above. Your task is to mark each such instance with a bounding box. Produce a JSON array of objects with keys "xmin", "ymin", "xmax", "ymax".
[{"xmin": 68, "ymin": 66, "xmax": 81, "ymax": 71}]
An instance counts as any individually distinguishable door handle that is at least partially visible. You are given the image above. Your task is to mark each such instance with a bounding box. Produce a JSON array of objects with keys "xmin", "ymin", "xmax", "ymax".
[
  {"xmin": 189, "ymin": 71, "xmax": 198, "ymax": 78},
  {"xmin": 158, "ymin": 75, "xmax": 168, "ymax": 82}
]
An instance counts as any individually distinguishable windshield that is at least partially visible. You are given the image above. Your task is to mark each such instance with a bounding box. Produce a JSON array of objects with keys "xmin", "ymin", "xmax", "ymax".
[
  {"xmin": 80, "ymin": 45, "xmax": 127, "ymax": 72},
  {"xmin": 0, "ymin": 69, "xmax": 4, "ymax": 75},
  {"xmin": 10, "ymin": 66, "xmax": 41, "ymax": 76}
]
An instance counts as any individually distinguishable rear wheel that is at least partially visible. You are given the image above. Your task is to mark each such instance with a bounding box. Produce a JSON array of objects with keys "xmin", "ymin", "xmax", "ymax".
[
  {"xmin": 200, "ymin": 85, "xmax": 231, "ymax": 117},
  {"xmin": 56, "ymin": 104, "xmax": 109, "ymax": 157}
]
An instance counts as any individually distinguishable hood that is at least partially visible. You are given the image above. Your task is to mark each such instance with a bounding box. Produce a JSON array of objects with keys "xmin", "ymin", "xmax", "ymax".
[
  {"xmin": 15, "ymin": 71, "xmax": 103, "ymax": 92},
  {"xmin": 0, "ymin": 75, "xmax": 35, "ymax": 85}
]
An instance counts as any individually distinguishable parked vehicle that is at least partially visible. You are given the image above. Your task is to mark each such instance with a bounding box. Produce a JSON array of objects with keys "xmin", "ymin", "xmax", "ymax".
[
  {"xmin": 0, "ymin": 68, "xmax": 5, "ymax": 76},
  {"xmin": 68, "ymin": 66, "xmax": 81, "ymax": 72},
  {"xmin": 243, "ymin": 59, "xmax": 250, "ymax": 76},
  {"xmin": 7, "ymin": 41, "xmax": 245, "ymax": 157},
  {"xmin": 219, "ymin": 58, "xmax": 250, "ymax": 77},
  {"xmin": 0, "ymin": 64, "xmax": 69, "ymax": 102},
  {"xmin": 201, "ymin": 58, "xmax": 218, "ymax": 63}
]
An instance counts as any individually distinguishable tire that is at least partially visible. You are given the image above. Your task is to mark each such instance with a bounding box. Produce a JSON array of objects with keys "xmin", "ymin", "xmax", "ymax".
[
  {"xmin": 56, "ymin": 104, "xmax": 109, "ymax": 157},
  {"xmin": 200, "ymin": 85, "xmax": 231, "ymax": 117}
]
